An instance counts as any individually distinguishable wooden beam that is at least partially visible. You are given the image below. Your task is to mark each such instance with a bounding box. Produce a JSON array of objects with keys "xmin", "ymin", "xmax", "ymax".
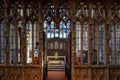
[{"xmin": 3, "ymin": 0, "xmax": 8, "ymax": 8}]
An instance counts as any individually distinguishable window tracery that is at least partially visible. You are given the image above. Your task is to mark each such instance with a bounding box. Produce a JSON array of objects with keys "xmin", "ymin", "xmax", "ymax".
[{"xmin": 43, "ymin": 3, "xmax": 70, "ymax": 39}]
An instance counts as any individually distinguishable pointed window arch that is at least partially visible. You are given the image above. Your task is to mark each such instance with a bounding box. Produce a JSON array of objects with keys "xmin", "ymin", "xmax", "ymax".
[{"xmin": 43, "ymin": 3, "xmax": 70, "ymax": 39}]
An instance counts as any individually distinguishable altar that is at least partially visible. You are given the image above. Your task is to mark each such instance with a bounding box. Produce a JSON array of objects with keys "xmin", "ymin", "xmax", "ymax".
[{"xmin": 47, "ymin": 56, "xmax": 66, "ymax": 70}]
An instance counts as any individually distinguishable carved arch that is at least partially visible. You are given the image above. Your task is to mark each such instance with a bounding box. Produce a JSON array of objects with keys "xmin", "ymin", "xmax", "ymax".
[
  {"xmin": 26, "ymin": 75, "xmax": 32, "ymax": 80},
  {"xmin": 76, "ymin": 76, "xmax": 82, "ymax": 80},
  {"xmin": 33, "ymin": 75, "xmax": 39, "ymax": 80}
]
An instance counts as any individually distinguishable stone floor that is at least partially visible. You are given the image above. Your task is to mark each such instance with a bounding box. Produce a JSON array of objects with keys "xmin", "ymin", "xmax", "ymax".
[{"xmin": 46, "ymin": 70, "xmax": 67, "ymax": 80}]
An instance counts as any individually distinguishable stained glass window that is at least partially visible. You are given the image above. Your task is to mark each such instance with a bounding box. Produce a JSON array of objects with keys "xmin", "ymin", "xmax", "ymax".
[{"xmin": 43, "ymin": 4, "xmax": 70, "ymax": 39}]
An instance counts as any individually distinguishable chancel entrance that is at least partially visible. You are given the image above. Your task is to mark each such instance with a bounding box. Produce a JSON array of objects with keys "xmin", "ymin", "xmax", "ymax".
[
  {"xmin": 42, "ymin": 2, "xmax": 71, "ymax": 79},
  {"xmin": 44, "ymin": 37, "xmax": 71, "ymax": 80},
  {"xmin": 47, "ymin": 55, "xmax": 66, "ymax": 70}
]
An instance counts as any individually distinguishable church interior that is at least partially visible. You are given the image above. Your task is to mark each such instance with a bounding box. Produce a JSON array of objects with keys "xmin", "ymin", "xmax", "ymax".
[{"xmin": 0, "ymin": 0, "xmax": 120, "ymax": 80}]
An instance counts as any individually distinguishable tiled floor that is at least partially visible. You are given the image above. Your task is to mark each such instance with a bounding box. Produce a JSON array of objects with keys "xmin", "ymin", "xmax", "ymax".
[{"xmin": 46, "ymin": 70, "xmax": 67, "ymax": 80}]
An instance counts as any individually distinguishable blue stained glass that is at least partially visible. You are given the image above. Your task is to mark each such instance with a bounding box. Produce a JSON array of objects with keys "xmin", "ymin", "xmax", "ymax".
[
  {"xmin": 63, "ymin": 24, "xmax": 66, "ymax": 28},
  {"xmin": 67, "ymin": 20, "xmax": 70, "ymax": 28},
  {"xmin": 63, "ymin": 28, "xmax": 67, "ymax": 33},
  {"xmin": 43, "ymin": 17, "xmax": 70, "ymax": 38},
  {"xmin": 51, "ymin": 20, "xmax": 54, "ymax": 28},
  {"xmin": 47, "ymin": 29, "xmax": 51, "ymax": 33},
  {"xmin": 60, "ymin": 21, "xmax": 63, "ymax": 28}
]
